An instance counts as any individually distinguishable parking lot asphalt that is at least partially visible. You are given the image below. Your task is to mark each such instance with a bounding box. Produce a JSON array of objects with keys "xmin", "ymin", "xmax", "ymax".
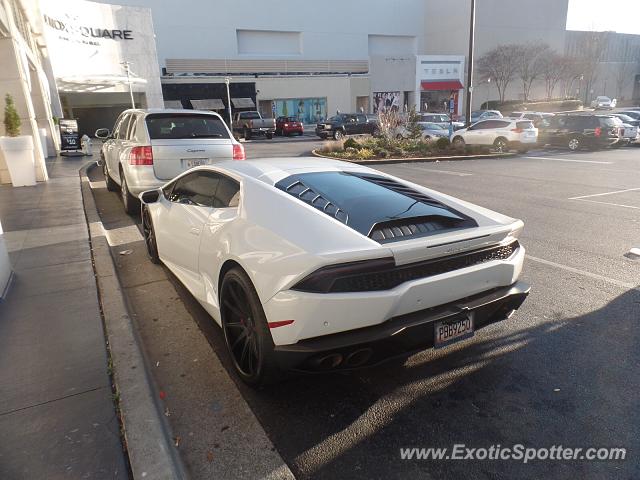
[{"xmin": 89, "ymin": 139, "xmax": 640, "ymax": 480}]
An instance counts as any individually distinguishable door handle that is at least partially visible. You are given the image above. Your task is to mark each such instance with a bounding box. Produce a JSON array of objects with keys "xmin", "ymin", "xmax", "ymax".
[{"xmin": 189, "ymin": 227, "xmax": 201, "ymax": 236}]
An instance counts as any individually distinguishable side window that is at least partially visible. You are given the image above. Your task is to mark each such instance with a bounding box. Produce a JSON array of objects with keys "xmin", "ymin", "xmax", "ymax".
[
  {"xmin": 169, "ymin": 172, "xmax": 220, "ymax": 207},
  {"xmin": 116, "ymin": 114, "xmax": 131, "ymax": 139},
  {"xmin": 126, "ymin": 115, "xmax": 137, "ymax": 140},
  {"xmin": 494, "ymin": 121, "xmax": 511, "ymax": 129},
  {"xmin": 472, "ymin": 121, "xmax": 493, "ymax": 129},
  {"xmin": 213, "ymin": 176, "xmax": 240, "ymax": 208},
  {"xmin": 356, "ymin": 114, "xmax": 366, "ymax": 123}
]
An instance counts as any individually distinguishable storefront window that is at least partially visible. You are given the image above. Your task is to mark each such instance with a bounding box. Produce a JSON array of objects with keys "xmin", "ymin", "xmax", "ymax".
[{"xmin": 274, "ymin": 98, "xmax": 327, "ymax": 124}]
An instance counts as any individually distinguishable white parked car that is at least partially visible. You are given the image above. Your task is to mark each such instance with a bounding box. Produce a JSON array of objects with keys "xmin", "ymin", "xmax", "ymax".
[
  {"xmin": 139, "ymin": 157, "xmax": 529, "ymax": 385},
  {"xmin": 96, "ymin": 109, "xmax": 244, "ymax": 214},
  {"xmin": 590, "ymin": 96, "xmax": 617, "ymax": 110},
  {"xmin": 451, "ymin": 118, "xmax": 538, "ymax": 153},
  {"xmin": 611, "ymin": 117, "xmax": 639, "ymax": 145}
]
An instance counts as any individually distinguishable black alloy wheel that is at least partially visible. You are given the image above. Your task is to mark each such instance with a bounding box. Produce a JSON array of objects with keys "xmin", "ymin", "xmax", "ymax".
[
  {"xmin": 142, "ymin": 207, "xmax": 160, "ymax": 264},
  {"xmin": 220, "ymin": 268, "xmax": 280, "ymax": 386},
  {"xmin": 493, "ymin": 137, "xmax": 509, "ymax": 153}
]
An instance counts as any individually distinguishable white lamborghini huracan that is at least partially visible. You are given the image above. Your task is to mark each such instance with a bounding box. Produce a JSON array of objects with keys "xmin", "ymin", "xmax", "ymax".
[{"xmin": 139, "ymin": 157, "xmax": 529, "ymax": 385}]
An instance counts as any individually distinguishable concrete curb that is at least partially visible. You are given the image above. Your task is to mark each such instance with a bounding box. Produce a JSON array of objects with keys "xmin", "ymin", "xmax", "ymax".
[
  {"xmin": 311, "ymin": 149, "xmax": 516, "ymax": 165},
  {"xmin": 79, "ymin": 162, "xmax": 188, "ymax": 480}
]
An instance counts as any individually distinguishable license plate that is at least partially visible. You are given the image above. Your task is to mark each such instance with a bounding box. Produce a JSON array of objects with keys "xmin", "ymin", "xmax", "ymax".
[
  {"xmin": 182, "ymin": 158, "xmax": 209, "ymax": 168},
  {"xmin": 434, "ymin": 314, "xmax": 474, "ymax": 348}
]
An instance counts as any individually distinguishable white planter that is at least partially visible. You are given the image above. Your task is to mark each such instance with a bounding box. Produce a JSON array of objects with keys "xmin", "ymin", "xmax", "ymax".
[
  {"xmin": 0, "ymin": 220, "xmax": 12, "ymax": 301},
  {"xmin": 0, "ymin": 135, "xmax": 36, "ymax": 187}
]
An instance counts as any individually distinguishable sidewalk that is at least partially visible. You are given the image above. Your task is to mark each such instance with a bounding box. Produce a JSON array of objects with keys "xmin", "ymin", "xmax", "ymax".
[{"xmin": 0, "ymin": 154, "xmax": 128, "ymax": 478}]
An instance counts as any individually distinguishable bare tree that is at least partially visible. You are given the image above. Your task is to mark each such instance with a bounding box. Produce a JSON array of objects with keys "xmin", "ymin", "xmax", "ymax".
[
  {"xmin": 572, "ymin": 31, "xmax": 609, "ymax": 102},
  {"xmin": 540, "ymin": 52, "xmax": 573, "ymax": 100},
  {"xmin": 476, "ymin": 44, "xmax": 520, "ymax": 104},
  {"xmin": 514, "ymin": 43, "xmax": 550, "ymax": 101},
  {"xmin": 615, "ymin": 62, "xmax": 636, "ymax": 99}
]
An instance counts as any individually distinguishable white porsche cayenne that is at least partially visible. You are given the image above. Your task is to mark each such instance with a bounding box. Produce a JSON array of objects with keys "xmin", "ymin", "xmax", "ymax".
[{"xmin": 139, "ymin": 158, "xmax": 529, "ymax": 385}]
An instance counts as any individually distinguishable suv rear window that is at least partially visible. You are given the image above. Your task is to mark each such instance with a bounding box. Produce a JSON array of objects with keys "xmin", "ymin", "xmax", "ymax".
[
  {"xmin": 240, "ymin": 112, "xmax": 261, "ymax": 119},
  {"xmin": 145, "ymin": 114, "xmax": 229, "ymax": 139},
  {"xmin": 598, "ymin": 117, "xmax": 618, "ymax": 127},
  {"xmin": 516, "ymin": 121, "xmax": 535, "ymax": 130}
]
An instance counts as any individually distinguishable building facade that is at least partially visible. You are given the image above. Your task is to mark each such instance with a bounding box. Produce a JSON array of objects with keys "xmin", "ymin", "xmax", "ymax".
[
  {"xmin": 40, "ymin": 0, "xmax": 163, "ymax": 137},
  {"xmin": 101, "ymin": 0, "xmax": 569, "ymax": 117},
  {"xmin": 0, "ymin": 0, "xmax": 57, "ymax": 183}
]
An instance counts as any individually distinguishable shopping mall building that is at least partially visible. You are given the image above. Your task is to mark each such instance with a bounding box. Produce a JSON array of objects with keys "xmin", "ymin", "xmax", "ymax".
[{"xmin": 2, "ymin": 0, "xmax": 639, "ymax": 184}]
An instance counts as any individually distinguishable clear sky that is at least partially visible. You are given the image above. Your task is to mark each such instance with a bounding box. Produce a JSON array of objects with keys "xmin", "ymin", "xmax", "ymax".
[{"xmin": 566, "ymin": 0, "xmax": 640, "ymax": 34}]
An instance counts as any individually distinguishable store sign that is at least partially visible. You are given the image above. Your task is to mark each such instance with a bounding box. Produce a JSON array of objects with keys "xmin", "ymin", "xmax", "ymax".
[
  {"xmin": 41, "ymin": 0, "xmax": 151, "ymax": 80},
  {"xmin": 420, "ymin": 61, "xmax": 462, "ymax": 80},
  {"xmin": 44, "ymin": 15, "xmax": 133, "ymax": 42}
]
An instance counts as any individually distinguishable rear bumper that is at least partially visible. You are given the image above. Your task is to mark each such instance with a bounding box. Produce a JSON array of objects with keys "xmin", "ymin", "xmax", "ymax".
[{"xmin": 274, "ymin": 281, "xmax": 530, "ymax": 372}]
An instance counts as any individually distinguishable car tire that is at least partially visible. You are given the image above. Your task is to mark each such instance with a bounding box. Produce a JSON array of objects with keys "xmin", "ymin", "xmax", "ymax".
[
  {"xmin": 103, "ymin": 160, "xmax": 118, "ymax": 192},
  {"xmin": 493, "ymin": 137, "xmax": 509, "ymax": 153},
  {"xmin": 244, "ymin": 128, "xmax": 251, "ymax": 140},
  {"xmin": 452, "ymin": 136, "xmax": 465, "ymax": 149},
  {"xmin": 220, "ymin": 267, "xmax": 282, "ymax": 386},
  {"xmin": 372, "ymin": 127, "xmax": 380, "ymax": 137},
  {"xmin": 333, "ymin": 129, "xmax": 344, "ymax": 141},
  {"xmin": 120, "ymin": 168, "xmax": 139, "ymax": 215},
  {"xmin": 141, "ymin": 206, "xmax": 160, "ymax": 264},
  {"xmin": 266, "ymin": 132, "xmax": 273, "ymax": 140},
  {"xmin": 567, "ymin": 136, "xmax": 581, "ymax": 151},
  {"xmin": 517, "ymin": 148, "xmax": 529, "ymax": 154}
]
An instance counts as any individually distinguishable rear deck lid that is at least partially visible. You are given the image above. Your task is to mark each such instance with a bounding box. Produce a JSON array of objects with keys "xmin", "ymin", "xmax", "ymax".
[
  {"xmin": 146, "ymin": 113, "xmax": 234, "ymax": 180},
  {"xmin": 274, "ymin": 171, "xmax": 478, "ymax": 244}
]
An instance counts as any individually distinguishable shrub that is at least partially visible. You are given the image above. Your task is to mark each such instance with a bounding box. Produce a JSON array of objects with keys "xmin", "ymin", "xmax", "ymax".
[
  {"xmin": 4, "ymin": 94, "xmax": 21, "ymax": 137},
  {"xmin": 355, "ymin": 148, "xmax": 374, "ymax": 160},
  {"xmin": 343, "ymin": 137, "xmax": 361, "ymax": 150},
  {"xmin": 319, "ymin": 140, "xmax": 345, "ymax": 153},
  {"xmin": 435, "ymin": 137, "xmax": 450, "ymax": 150}
]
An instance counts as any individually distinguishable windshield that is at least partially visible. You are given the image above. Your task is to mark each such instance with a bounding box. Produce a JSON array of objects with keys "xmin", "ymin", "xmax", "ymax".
[{"xmin": 145, "ymin": 114, "xmax": 230, "ymax": 139}]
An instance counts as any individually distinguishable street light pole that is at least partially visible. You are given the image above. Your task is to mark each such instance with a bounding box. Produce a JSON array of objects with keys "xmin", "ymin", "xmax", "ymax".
[
  {"xmin": 121, "ymin": 61, "xmax": 135, "ymax": 109},
  {"xmin": 465, "ymin": 0, "xmax": 476, "ymax": 126},
  {"xmin": 224, "ymin": 77, "xmax": 232, "ymax": 130}
]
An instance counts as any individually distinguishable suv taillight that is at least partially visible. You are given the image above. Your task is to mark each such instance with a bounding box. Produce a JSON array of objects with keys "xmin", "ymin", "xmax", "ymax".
[
  {"xmin": 594, "ymin": 127, "xmax": 602, "ymax": 137},
  {"xmin": 511, "ymin": 128, "xmax": 523, "ymax": 133},
  {"xmin": 232, "ymin": 143, "xmax": 245, "ymax": 161},
  {"xmin": 129, "ymin": 146, "xmax": 153, "ymax": 165}
]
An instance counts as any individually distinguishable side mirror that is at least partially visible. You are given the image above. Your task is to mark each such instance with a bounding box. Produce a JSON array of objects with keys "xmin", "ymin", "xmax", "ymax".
[
  {"xmin": 95, "ymin": 128, "xmax": 110, "ymax": 140},
  {"xmin": 140, "ymin": 188, "xmax": 161, "ymax": 204}
]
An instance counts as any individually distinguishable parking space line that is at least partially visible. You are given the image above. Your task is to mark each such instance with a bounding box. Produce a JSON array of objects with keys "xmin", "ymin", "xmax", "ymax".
[
  {"xmin": 386, "ymin": 164, "xmax": 473, "ymax": 176},
  {"xmin": 571, "ymin": 198, "xmax": 640, "ymax": 210},
  {"xmin": 568, "ymin": 187, "xmax": 640, "ymax": 200},
  {"xmin": 524, "ymin": 156, "xmax": 613, "ymax": 164},
  {"xmin": 526, "ymin": 254, "xmax": 636, "ymax": 289}
]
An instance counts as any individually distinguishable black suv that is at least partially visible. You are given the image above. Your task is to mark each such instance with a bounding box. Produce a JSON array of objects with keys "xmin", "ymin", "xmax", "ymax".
[
  {"xmin": 537, "ymin": 114, "xmax": 622, "ymax": 151},
  {"xmin": 316, "ymin": 114, "xmax": 379, "ymax": 140}
]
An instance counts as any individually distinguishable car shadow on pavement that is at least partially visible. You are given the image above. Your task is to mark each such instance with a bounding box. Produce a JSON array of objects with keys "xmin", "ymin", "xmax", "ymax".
[{"xmin": 173, "ymin": 274, "xmax": 639, "ymax": 480}]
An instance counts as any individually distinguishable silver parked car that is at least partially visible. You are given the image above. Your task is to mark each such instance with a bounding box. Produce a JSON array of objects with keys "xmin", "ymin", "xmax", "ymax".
[
  {"xmin": 96, "ymin": 109, "xmax": 244, "ymax": 214},
  {"xmin": 419, "ymin": 113, "xmax": 465, "ymax": 130}
]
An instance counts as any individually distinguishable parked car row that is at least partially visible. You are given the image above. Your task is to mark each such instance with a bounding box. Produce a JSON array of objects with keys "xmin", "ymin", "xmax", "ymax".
[{"xmin": 448, "ymin": 111, "xmax": 640, "ymax": 153}]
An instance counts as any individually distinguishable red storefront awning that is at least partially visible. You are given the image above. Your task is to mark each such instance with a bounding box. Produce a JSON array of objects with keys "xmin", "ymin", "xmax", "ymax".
[{"xmin": 421, "ymin": 80, "xmax": 464, "ymax": 91}]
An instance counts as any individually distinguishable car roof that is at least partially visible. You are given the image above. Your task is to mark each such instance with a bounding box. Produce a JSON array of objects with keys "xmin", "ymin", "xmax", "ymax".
[
  {"xmin": 123, "ymin": 108, "xmax": 224, "ymax": 117},
  {"xmin": 195, "ymin": 157, "xmax": 373, "ymax": 185}
]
